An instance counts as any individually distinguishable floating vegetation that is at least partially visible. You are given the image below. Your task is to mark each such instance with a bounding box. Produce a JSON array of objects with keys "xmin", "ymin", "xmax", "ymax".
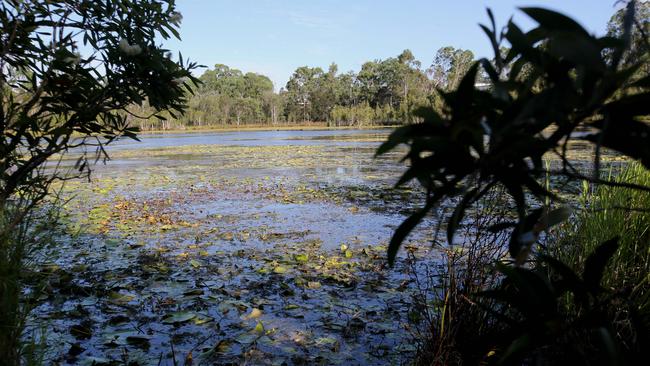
[{"xmin": 27, "ymin": 131, "xmax": 438, "ymax": 365}]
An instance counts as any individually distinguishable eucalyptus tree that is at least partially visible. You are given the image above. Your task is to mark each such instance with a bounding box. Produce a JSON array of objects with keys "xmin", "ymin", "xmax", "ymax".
[
  {"xmin": 285, "ymin": 66, "xmax": 324, "ymax": 122},
  {"xmin": 429, "ymin": 46, "xmax": 476, "ymax": 91},
  {"xmin": 606, "ymin": 0, "xmax": 649, "ymax": 75}
]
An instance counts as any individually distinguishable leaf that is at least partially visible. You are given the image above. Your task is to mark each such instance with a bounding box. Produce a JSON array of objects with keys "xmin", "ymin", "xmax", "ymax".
[
  {"xmin": 387, "ymin": 200, "xmax": 433, "ymax": 266},
  {"xmin": 307, "ymin": 281, "xmax": 321, "ymax": 289},
  {"xmin": 244, "ymin": 308, "xmax": 262, "ymax": 320},
  {"xmin": 583, "ymin": 237, "xmax": 619, "ymax": 291},
  {"xmin": 452, "ymin": 62, "xmax": 480, "ymax": 110},
  {"xmin": 505, "ymin": 21, "xmax": 542, "ymax": 66},
  {"xmin": 503, "ymin": 182, "xmax": 531, "ymax": 260},
  {"xmin": 498, "ymin": 333, "xmax": 532, "ymax": 365},
  {"xmin": 315, "ymin": 336, "xmax": 340, "ymax": 351},
  {"xmin": 80, "ymin": 357, "xmax": 112, "ymax": 366},
  {"xmin": 487, "ymin": 221, "xmax": 517, "ymax": 233},
  {"xmin": 539, "ymin": 254, "xmax": 583, "ymax": 296},
  {"xmin": 479, "ymin": 11, "xmax": 502, "ymax": 70},
  {"xmin": 162, "ymin": 311, "xmax": 196, "ymax": 324},
  {"xmin": 480, "ymin": 58, "xmax": 500, "ymax": 82},
  {"xmin": 190, "ymin": 259, "xmax": 201, "ymax": 268},
  {"xmin": 107, "ymin": 291, "xmax": 136, "ymax": 304},
  {"xmin": 273, "ymin": 265, "xmax": 288, "ymax": 274},
  {"xmin": 546, "ymin": 32, "xmax": 606, "ymax": 72},
  {"xmin": 194, "ymin": 314, "xmax": 214, "ymax": 325},
  {"xmin": 447, "ymin": 187, "xmax": 478, "ymax": 244},
  {"xmin": 126, "ymin": 335, "xmax": 151, "ymax": 349},
  {"xmin": 584, "ymin": 118, "xmax": 650, "ymax": 169},
  {"xmin": 520, "ymin": 7, "xmax": 589, "ymax": 36},
  {"xmin": 375, "ymin": 125, "xmax": 414, "ymax": 156},
  {"xmin": 394, "ymin": 165, "xmax": 422, "ymax": 188},
  {"xmin": 376, "ymin": 122, "xmax": 442, "ymax": 156},
  {"xmin": 411, "ymin": 106, "xmax": 443, "ymax": 124},
  {"xmin": 535, "ymin": 206, "xmax": 572, "ymax": 232},
  {"xmin": 496, "ymin": 263, "xmax": 556, "ymax": 313},
  {"xmin": 254, "ymin": 321, "xmax": 265, "ymax": 334},
  {"xmin": 70, "ymin": 324, "xmax": 92, "ymax": 340},
  {"xmin": 293, "ymin": 253, "xmax": 309, "ymax": 262}
]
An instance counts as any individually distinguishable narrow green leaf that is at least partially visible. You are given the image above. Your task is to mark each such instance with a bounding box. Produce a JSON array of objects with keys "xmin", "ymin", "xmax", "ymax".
[
  {"xmin": 447, "ymin": 187, "xmax": 478, "ymax": 244},
  {"xmin": 520, "ymin": 7, "xmax": 589, "ymax": 36},
  {"xmin": 583, "ymin": 237, "xmax": 619, "ymax": 291},
  {"xmin": 387, "ymin": 201, "xmax": 433, "ymax": 266}
]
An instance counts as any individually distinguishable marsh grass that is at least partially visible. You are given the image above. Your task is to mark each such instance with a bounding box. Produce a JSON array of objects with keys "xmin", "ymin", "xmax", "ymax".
[
  {"xmin": 0, "ymin": 198, "xmax": 62, "ymax": 365},
  {"xmin": 409, "ymin": 192, "xmax": 511, "ymax": 365},
  {"xmin": 549, "ymin": 161, "xmax": 650, "ymax": 359},
  {"xmin": 554, "ymin": 162, "xmax": 649, "ymax": 301}
]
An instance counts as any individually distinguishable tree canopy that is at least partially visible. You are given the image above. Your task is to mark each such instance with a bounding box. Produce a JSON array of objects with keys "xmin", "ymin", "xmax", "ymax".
[{"xmin": 128, "ymin": 48, "xmax": 474, "ymax": 130}]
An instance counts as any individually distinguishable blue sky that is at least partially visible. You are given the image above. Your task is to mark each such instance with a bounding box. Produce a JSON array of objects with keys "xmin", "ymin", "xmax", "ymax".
[{"xmin": 164, "ymin": 0, "xmax": 620, "ymax": 90}]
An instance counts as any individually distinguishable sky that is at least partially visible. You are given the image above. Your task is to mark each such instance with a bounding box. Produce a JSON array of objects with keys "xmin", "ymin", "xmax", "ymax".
[{"xmin": 163, "ymin": 0, "xmax": 621, "ymax": 90}]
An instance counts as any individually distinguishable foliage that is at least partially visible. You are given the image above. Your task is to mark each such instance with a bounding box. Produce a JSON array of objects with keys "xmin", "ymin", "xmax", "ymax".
[
  {"xmin": 0, "ymin": 0, "xmax": 198, "ymax": 363},
  {"xmin": 379, "ymin": 2, "xmax": 650, "ymax": 364},
  {"xmin": 0, "ymin": 0, "xmax": 199, "ymax": 206},
  {"xmin": 410, "ymin": 192, "xmax": 511, "ymax": 366},
  {"xmin": 378, "ymin": 4, "xmax": 650, "ymax": 266},
  {"xmin": 0, "ymin": 197, "xmax": 59, "ymax": 364},
  {"xmin": 557, "ymin": 162, "xmax": 650, "ymax": 294},
  {"xmin": 481, "ymin": 238, "xmax": 630, "ymax": 365},
  {"xmin": 330, "ymin": 102, "xmax": 375, "ymax": 127},
  {"xmin": 429, "ymin": 46, "xmax": 476, "ymax": 92},
  {"xmin": 549, "ymin": 162, "xmax": 650, "ymax": 358},
  {"xmin": 196, "ymin": 64, "xmax": 275, "ymax": 125},
  {"xmin": 607, "ymin": 1, "xmax": 650, "ymax": 76},
  {"xmin": 130, "ymin": 48, "xmax": 468, "ymax": 129}
]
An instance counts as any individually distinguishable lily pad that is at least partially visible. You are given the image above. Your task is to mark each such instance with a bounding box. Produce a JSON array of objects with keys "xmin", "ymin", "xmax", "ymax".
[
  {"xmin": 273, "ymin": 265, "xmax": 288, "ymax": 274},
  {"xmin": 126, "ymin": 335, "xmax": 151, "ymax": 349},
  {"xmin": 162, "ymin": 311, "xmax": 196, "ymax": 324}
]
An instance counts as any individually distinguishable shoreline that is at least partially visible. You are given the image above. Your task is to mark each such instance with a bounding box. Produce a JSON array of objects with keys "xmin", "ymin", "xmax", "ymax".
[{"xmin": 133, "ymin": 124, "xmax": 399, "ymax": 135}]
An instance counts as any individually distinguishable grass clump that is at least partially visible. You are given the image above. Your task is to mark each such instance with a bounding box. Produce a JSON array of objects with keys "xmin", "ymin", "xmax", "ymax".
[
  {"xmin": 0, "ymin": 201, "xmax": 58, "ymax": 365},
  {"xmin": 556, "ymin": 162, "xmax": 650, "ymax": 307},
  {"xmin": 548, "ymin": 162, "xmax": 650, "ymax": 360}
]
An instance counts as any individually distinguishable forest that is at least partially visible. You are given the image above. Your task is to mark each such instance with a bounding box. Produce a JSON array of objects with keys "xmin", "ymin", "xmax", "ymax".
[{"xmin": 128, "ymin": 47, "xmax": 477, "ymax": 130}]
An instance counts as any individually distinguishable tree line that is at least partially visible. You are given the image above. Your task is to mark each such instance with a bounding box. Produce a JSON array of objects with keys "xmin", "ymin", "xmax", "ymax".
[
  {"xmin": 128, "ymin": 47, "xmax": 478, "ymax": 130},
  {"xmin": 128, "ymin": 2, "xmax": 648, "ymax": 132}
]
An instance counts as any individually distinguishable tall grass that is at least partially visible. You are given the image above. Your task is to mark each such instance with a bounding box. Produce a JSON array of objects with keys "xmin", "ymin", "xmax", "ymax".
[
  {"xmin": 550, "ymin": 162, "xmax": 650, "ymax": 358},
  {"xmin": 556, "ymin": 162, "xmax": 650, "ymax": 300},
  {"xmin": 409, "ymin": 192, "xmax": 511, "ymax": 365},
  {"xmin": 411, "ymin": 163, "xmax": 650, "ymax": 365},
  {"xmin": 0, "ymin": 203, "xmax": 32, "ymax": 365},
  {"xmin": 0, "ymin": 198, "xmax": 60, "ymax": 365}
]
